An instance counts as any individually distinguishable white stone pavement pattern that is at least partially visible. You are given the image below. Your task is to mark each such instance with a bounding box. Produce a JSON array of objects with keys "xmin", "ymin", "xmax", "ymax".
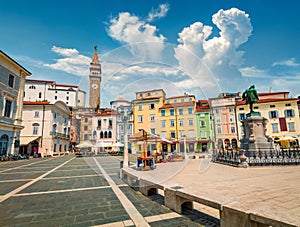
[{"xmin": 123, "ymin": 157, "xmax": 300, "ymax": 226}]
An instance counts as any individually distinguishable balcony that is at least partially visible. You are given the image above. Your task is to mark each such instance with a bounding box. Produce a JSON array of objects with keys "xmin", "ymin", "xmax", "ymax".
[{"xmin": 50, "ymin": 131, "xmax": 70, "ymax": 140}]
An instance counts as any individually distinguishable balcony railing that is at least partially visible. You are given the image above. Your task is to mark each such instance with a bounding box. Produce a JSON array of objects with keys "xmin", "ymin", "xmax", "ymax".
[
  {"xmin": 50, "ymin": 131, "xmax": 70, "ymax": 140},
  {"xmin": 212, "ymin": 148, "xmax": 300, "ymax": 167}
]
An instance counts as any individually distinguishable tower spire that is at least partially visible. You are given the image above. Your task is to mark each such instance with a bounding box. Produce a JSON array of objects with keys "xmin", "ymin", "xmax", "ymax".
[{"xmin": 92, "ymin": 45, "xmax": 100, "ymax": 65}]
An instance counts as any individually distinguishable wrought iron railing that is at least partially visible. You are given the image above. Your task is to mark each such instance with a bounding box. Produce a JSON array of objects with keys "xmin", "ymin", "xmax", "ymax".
[{"xmin": 212, "ymin": 148, "xmax": 300, "ymax": 167}]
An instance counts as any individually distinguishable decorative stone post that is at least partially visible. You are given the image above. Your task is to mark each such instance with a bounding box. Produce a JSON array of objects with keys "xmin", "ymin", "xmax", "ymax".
[{"xmin": 238, "ymin": 149, "xmax": 248, "ymax": 168}]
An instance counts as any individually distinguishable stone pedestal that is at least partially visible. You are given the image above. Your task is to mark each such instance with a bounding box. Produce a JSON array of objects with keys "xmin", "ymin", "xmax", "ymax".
[{"xmin": 240, "ymin": 113, "xmax": 273, "ymax": 151}]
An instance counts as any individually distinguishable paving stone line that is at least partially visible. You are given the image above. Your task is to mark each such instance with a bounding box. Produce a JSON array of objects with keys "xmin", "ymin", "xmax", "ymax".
[
  {"xmin": 0, "ymin": 159, "xmax": 51, "ymax": 173},
  {"xmin": 13, "ymin": 185, "xmax": 112, "ymax": 197},
  {"xmin": 0, "ymin": 157, "xmax": 75, "ymax": 203},
  {"xmin": 93, "ymin": 157, "xmax": 150, "ymax": 227}
]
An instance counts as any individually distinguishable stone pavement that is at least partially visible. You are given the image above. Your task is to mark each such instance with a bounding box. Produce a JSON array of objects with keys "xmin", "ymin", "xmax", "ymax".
[
  {"xmin": 0, "ymin": 155, "xmax": 213, "ymax": 227},
  {"xmin": 123, "ymin": 156, "xmax": 300, "ymax": 226}
]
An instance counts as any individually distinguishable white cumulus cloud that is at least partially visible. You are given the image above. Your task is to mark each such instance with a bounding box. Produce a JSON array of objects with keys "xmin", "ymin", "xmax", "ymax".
[
  {"xmin": 174, "ymin": 8, "xmax": 253, "ymax": 96},
  {"xmin": 44, "ymin": 46, "xmax": 91, "ymax": 76},
  {"xmin": 147, "ymin": 3, "xmax": 169, "ymax": 22},
  {"xmin": 107, "ymin": 12, "xmax": 166, "ymax": 61}
]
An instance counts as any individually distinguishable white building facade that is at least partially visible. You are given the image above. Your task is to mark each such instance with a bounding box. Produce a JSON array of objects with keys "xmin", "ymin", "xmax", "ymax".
[
  {"xmin": 20, "ymin": 101, "xmax": 71, "ymax": 157},
  {"xmin": 24, "ymin": 79, "xmax": 86, "ymax": 108}
]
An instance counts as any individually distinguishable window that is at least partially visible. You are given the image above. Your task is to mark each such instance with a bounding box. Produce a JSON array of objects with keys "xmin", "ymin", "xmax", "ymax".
[
  {"xmin": 150, "ymin": 114, "xmax": 155, "ymax": 121},
  {"xmin": 188, "ymin": 119, "xmax": 193, "ymax": 126},
  {"xmin": 33, "ymin": 124, "xmax": 39, "ymax": 135},
  {"xmin": 229, "ymin": 107, "xmax": 233, "ymax": 112},
  {"xmin": 201, "ymin": 131, "xmax": 207, "ymax": 138},
  {"xmin": 270, "ymin": 105, "xmax": 275, "ymax": 108},
  {"xmin": 239, "ymin": 108, "xmax": 244, "ymax": 111},
  {"xmin": 174, "ymin": 99, "xmax": 177, "ymax": 103},
  {"xmin": 285, "ymin": 103, "xmax": 291, "ymax": 107},
  {"xmin": 54, "ymin": 144, "xmax": 57, "ymax": 152},
  {"xmin": 109, "ymin": 119, "xmax": 113, "ymax": 127},
  {"xmin": 181, "ymin": 98, "xmax": 185, "ymax": 102},
  {"xmin": 55, "ymin": 96, "xmax": 57, "ymax": 100},
  {"xmin": 84, "ymin": 126, "xmax": 88, "ymax": 131},
  {"xmin": 269, "ymin": 111, "xmax": 278, "ymax": 119},
  {"xmin": 229, "ymin": 114, "xmax": 234, "ymax": 122},
  {"xmin": 161, "ymin": 132, "xmax": 166, "ymax": 138},
  {"xmin": 170, "ymin": 109, "xmax": 174, "ymax": 116},
  {"xmin": 217, "ymin": 127, "xmax": 222, "ymax": 134},
  {"xmin": 239, "ymin": 113, "xmax": 246, "ymax": 121},
  {"xmin": 272, "ymin": 123, "xmax": 279, "ymax": 133},
  {"xmin": 230, "ymin": 126, "xmax": 236, "ymax": 133},
  {"xmin": 52, "ymin": 124, "xmax": 57, "ymax": 134},
  {"xmin": 29, "ymin": 85, "xmax": 36, "ymax": 89},
  {"xmin": 98, "ymin": 120, "xmax": 101, "ymax": 127},
  {"xmin": 180, "ymin": 131, "xmax": 185, "ymax": 138},
  {"xmin": 119, "ymin": 124, "xmax": 124, "ymax": 132},
  {"xmin": 254, "ymin": 106, "xmax": 259, "ymax": 110},
  {"xmin": 138, "ymin": 104, "xmax": 143, "ymax": 110},
  {"xmin": 178, "ymin": 109, "xmax": 183, "ymax": 115},
  {"xmin": 284, "ymin": 109, "xmax": 295, "ymax": 118},
  {"xmin": 84, "ymin": 134, "xmax": 89, "ymax": 140},
  {"xmin": 188, "ymin": 108, "xmax": 193, "ymax": 114},
  {"xmin": 170, "ymin": 119, "xmax": 175, "ymax": 127},
  {"xmin": 147, "ymin": 92, "xmax": 151, "ymax": 96},
  {"xmin": 161, "ymin": 110, "xmax": 165, "ymax": 116},
  {"xmin": 38, "ymin": 92, "xmax": 42, "ymax": 99},
  {"xmin": 179, "ymin": 119, "xmax": 184, "ymax": 126},
  {"xmin": 200, "ymin": 113, "xmax": 205, "ymax": 117},
  {"xmin": 4, "ymin": 99, "xmax": 12, "ymax": 117},
  {"xmin": 189, "ymin": 97, "xmax": 192, "ymax": 101},
  {"xmin": 34, "ymin": 111, "xmax": 39, "ymax": 117},
  {"xmin": 170, "ymin": 132, "xmax": 176, "ymax": 138},
  {"xmin": 288, "ymin": 122, "xmax": 295, "ymax": 131},
  {"xmin": 8, "ymin": 75, "xmax": 14, "ymax": 88},
  {"xmin": 150, "ymin": 128, "xmax": 156, "ymax": 134},
  {"xmin": 161, "ymin": 120, "xmax": 166, "ymax": 128},
  {"xmin": 139, "ymin": 93, "xmax": 143, "ymax": 98},
  {"xmin": 189, "ymin": 130, "xmax": 194, "ymax": 138},
  {"xmin": 215, "ymin": 108, "xmax": 219, "ymax": 114},
  {"xmin": 216, "ymin": 116, "xmax": 221, "ymax": 123},
  {"xmin": 149, "ymin": 103, "xmax": 155, "ymax": 109},
  {"xmin": 200, "ymin": 120, "xmax": 206, "ymax": 127},
  {"xmin": 138, "ymin": 115, "xmax": 143, "ymax": 122},
  {"xmin": 66, "ymin": 96, "xmax": 69, "ymax": 100}
]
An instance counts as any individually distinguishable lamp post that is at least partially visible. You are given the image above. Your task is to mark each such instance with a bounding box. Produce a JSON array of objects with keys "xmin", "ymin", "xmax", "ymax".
[
  {"xmin": 183, "ymin": 135, "xmax": 187, "ymax": 160},
  {"xmin": 118, "ymin": 106, "xmax": 132, "ymax": 168}
]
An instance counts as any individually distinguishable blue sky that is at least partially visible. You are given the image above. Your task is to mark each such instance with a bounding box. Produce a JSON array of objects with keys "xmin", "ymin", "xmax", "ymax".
[{"xmin": 1, "ymin": 0, "xmax": 300, "ymax": 107}]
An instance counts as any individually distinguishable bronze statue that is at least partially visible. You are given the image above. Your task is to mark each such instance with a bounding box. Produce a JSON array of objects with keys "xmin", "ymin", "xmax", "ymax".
[{"xmin": 242, "ymin": 85, "xmax": 259, "ymax": 113}]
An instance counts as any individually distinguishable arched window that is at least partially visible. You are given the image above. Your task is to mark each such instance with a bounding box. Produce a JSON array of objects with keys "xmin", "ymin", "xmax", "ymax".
[
  {"xmin": 98, "ymin": 119, "xmax": 101, "ymax": 127},
  {"xmin": 104, "ymin": 131, "xmax": 108, "ymax": 138},
  {"xmin": 29, "ymin": 85, "xmax": 36, "ymax": 89},
  {"xmin": 108, "ymin": 131, "xmax": 112, "ymax": 138},
  {"xmin": 100, "ymin": 131, "xmax": 104, "ymax": 139},
  {"xmin": 32, "ymin": 123, "xmax": 40, "ymax": 135}
]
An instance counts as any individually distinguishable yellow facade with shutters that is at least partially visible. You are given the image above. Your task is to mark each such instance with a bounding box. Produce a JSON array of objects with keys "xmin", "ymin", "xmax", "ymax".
[{"xmin": 236, "ymin": 92, "xmax": 299, "ymax": 142}]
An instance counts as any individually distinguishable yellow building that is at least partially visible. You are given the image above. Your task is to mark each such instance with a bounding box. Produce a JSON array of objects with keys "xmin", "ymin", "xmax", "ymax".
[
  {"xmin": 236, "ymin": 91, "xmax": 299, "ymax": 143},
  {"xmin": 132, "ymin": 89, "xmax": 166, "ymax": 152},
  {"xmin": 158, "ymin": 94, "xmax": 197, "ymax": 153}
]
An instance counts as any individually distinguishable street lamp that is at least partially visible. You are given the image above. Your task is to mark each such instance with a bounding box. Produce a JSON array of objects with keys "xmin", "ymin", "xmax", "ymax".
[
  {"xmin": 118, "ymin": 106, "xmax": 132, "ymax": 168},
  {"xmin": 183, "ymin": 135, "xmax": 187, "ymax": 160}
]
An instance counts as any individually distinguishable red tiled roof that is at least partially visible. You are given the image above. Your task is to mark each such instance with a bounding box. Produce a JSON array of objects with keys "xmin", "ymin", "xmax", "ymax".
[
  {"xmin": 258, "ymin": 91, "xmax": 289, "ymax": 96},
  {"xmin": 159, "ymin": 101, "xmax": 195, "ymax": 109},
  {"xmin": 26, "ymin": 79, "xmax": 55, "ymax": 83},
  {"xmin": 23, "ymin": 101, "xmax": 50, "ymax": 105},
  {"xmin": 236, "ymin": 98, "xmax": 298, "ymax": 105},
  {"xmin": 196, "ymin": 106, "xmax": 210, "ymax": 112},
  {"xmin": 55, "ymin": 84, "xmax": 78, "ymax": 88}
]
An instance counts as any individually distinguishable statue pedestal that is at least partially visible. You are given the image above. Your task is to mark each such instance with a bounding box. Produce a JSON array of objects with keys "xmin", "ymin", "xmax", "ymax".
[{"xmin": 240, "ymin": 114, "xmax": 273, "ymax": 151}]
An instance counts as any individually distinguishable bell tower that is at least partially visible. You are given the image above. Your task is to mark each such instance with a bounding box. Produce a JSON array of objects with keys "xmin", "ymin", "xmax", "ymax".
[{"xmin": 89, "ymin": 45, "xmax": 101, "ymax": 109}]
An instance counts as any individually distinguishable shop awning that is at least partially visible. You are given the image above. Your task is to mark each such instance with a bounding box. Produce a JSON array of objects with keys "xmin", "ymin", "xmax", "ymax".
[{"xmin": 20, "ymin": 136, "xmax": 40, "ymax": 145}]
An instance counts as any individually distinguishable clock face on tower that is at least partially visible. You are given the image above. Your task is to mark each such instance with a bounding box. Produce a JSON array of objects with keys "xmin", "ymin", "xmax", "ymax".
[{"xmin": 92, "ymin": 84, "xmax": 98, "ymax": 89}]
